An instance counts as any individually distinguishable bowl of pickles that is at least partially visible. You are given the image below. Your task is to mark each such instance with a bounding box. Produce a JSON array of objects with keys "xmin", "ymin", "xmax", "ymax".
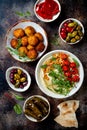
[
  {"xmin": 6, "ymin": 66, "xmax": 31, "ymax": 92},
  {"xmin": 59, "ymin": 18, "xmax": 84, "ymax": 44},
  {"xmin": 23, "ymin": 95, "xmax": 50, "ymax": 122}
]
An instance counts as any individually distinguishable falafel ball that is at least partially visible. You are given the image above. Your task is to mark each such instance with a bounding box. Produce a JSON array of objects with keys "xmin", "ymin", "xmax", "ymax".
[
  {"xmin": 21, "ymin": 36, "xmax": 28, "ymax": 46},
  {"xmin": 35, "ymin": 32, "xmax": 43, "ymax": 41},
  {"xmin": 24, "ymin": 26, "xmax": 36, "ymax": 36},
  {"xmin": 10, "ymin": 38, "xmax": 18, "ymax": 49},
  {"xmin": 28, "ymin": 35, "xmax": 39, "ymax": 46},
  {"xmin": 27, "ymin": 45, "xmax": 34, "ymax": 50},
  {"xmin": 35, "ymin": 42, "xmax": 45, "ymax": 52},
  {"xmin": 13, "ymin": 28, "xmax": 25, "ymax": 38},
  {"xmin": 27, "ymin": 49, "xmax": 38, "ymax": 59},
  {"xmin": 18, "ymin": 46, "xmax": 28, "ymax": 57}
]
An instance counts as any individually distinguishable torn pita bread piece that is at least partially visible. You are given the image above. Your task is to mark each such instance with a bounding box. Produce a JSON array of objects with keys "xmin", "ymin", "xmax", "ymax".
[
  {"xmin": 54, "ymin": 100, "xmax": 79, "ymax": 128},
  {"xmin": 58, "ymin": 100, "xmax": 79, "ymax": 114}
]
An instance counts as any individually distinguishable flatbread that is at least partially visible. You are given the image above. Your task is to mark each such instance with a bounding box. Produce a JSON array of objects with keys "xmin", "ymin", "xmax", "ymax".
[
  {"xmin": 54, "ymin": 100, "xmax": 79, "ymax": 128},
  {"xmin": 57, "ymin": 100, "xmax": 79, "ymax": 114}
]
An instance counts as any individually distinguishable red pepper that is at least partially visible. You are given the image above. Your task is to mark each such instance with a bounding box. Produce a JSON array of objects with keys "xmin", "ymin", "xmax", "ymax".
[{"xmin": 36, "ymin": 0, "xmax": 59, "ymax": 20}]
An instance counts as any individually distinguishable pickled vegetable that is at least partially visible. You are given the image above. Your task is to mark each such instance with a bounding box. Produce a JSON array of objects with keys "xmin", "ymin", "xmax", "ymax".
[{"xmin": 24, "ymin": 97, "xmax": 49, "ymax": 121}]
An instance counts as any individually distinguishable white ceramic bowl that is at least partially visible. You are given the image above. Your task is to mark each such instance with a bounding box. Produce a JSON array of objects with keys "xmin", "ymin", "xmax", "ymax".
[
  {"xmin": 23, "ymin": 95, "xmax": 50, "ymax": 122},
  {"xmin": 6, "ymin": 20, "xmax": 48, "ymax": 62},
  {"xmin": 34, "ymin": 0, "xmax": 61, "ymax": 22},
  {"xmin": 58, "ymin": 18, "xmax": 84, "ymax": 44},
  {"xmin": 35, "ymin": 50, "xmax": 84, "ymax": 98},
  {"xmin": 6, "ymin": 66, "xmax": 31, "ymax": 92}
]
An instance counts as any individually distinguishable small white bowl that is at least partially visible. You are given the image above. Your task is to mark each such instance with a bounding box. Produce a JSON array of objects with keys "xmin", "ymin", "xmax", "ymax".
[
  {"xmin": 58, "ymin": 18, "xmax": 84, "ymax": 45},
  {"xmin": 34, "ymin": 0, "xmax": 61, "ymax": 22},
  {"xmin": 23, "ymin": 95, "xmax": 50, "ymax": 122},
  {"xmin": 6, "ymin": 66, "xmax": 31, "ymax": 92},
  {"xmin": 35, "ymin": 50, "xmax": 84, "ymax": 99}
]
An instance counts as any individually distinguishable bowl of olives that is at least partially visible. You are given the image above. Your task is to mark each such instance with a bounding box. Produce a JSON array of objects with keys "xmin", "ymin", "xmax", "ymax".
[
  {"xmin": 23, "ymin": 95, "xmax": 50, "ymax": 122},
  {"xmin": 6, "ymin": 66, "xmax": 31, "ymax": 92},
  {"xmin": 58, "ymin": 18, "xmax": 84, "ymax": 44}
]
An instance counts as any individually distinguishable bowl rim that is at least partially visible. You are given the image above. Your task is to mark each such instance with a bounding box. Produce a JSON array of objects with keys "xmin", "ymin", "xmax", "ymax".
[
  {"xmin": 6, "ymin": 66, "xmax": 31, "ymax": 92},
  {"xmin": 6, "ymin": 20, "xmax": 48, "ymax": 62},
  {"xmin": 23, "ymin": 95, "xmax": 50, "ymax": 122},
  {"xmin": 35, "ymin": 50, "xmax": 84, "ymax": 99},
  {"xmin": 58, "ymin": 18, "xmax": 85, "ymax": 44},
  {"xmin": 34, "ymin": 0, "xmax": 61, "ymax": 22}
]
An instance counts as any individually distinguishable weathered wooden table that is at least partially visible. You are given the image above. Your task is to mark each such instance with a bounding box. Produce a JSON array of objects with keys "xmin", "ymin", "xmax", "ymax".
[{"xmin": 0, "ymin": 0, "xmax": 87, "ymax": 130}]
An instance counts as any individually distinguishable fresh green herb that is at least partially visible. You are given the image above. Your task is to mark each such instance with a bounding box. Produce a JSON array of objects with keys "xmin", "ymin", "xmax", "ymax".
[
  {"xmin": 16, "ymin": 39, "xmax": 22, "ymax": 49},
  {"xmin": 13, "ymin": 104, "xmax": 22, "ymax": 115},
  {"xmin": 15, "ymin": 11, "xmax": 31, "ymax": 17},
  {"xmin": 50, "ymin": 34, "xmax": 60, "ymax": 45},
  {"xmin": 7, "ymin": 46, "xmax": 30, "ymax": 61},
  {"xmin": 15, "ymin": 11, "xmax": 24, "ymax": 16},
  {"xmin": 50, "ymin": 57, "xmax": 57, "ymax": 61},
  {"xmin": 14, "ymin": 94, "xmax": 25, "ymax": 101},
  {"xmin": 41, "ymin": 64, "xmax": 48, "ymax": 69},
  {"xmin": 7, "ymin": 47, "xmax": 19, "ymax": 55},
  {"xmin": 73, "ymin": 58, "xmax": 79, "ymax": 67},
  {"xmin": 48, "ymin": 64, "xmax": 73, "ymax": 95}
]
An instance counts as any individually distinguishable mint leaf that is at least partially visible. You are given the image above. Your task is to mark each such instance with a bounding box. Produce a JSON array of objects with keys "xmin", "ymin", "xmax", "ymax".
[
  {"xmin": 14, "ymin": 94, "xmax": 25, "ymax": 101},
  {"xmin": 13, "ymin": 104, "xmax": 22, "ymax": 115}
]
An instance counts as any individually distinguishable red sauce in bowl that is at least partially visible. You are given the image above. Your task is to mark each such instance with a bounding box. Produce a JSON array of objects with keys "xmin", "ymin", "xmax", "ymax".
[{"xmin": 36, "ymin": 0, "xmax": 60, "ymax": 20}]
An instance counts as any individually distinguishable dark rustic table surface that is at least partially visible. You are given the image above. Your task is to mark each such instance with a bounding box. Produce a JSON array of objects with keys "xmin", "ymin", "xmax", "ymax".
[{"xmin": 0, "ymin": 0, "xmax": 87, "ymax": 130}]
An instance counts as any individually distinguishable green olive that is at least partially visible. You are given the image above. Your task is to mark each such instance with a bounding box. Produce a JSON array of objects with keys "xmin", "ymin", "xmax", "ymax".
[
  {"xmin": 15, "ymin": 82, "xmax": 20, "ymax": 88},
  {"xmin": 68, "ymin": 22, "xmax": 75, "ymax": 27},
  {"xmin": 76, "ymin": 25, "xmax": 82, "ymax": 31},
  {"xmin": 14, "ymin": 74, "xmax": 20, "ymax": 80},
  {"xmin": 66, "ymin": 36, "xmax": 70, "ymax": 42},
  {"xmin": 71, "ymin": 31, "xmax": 77, "ymax": 37},
  {"xmin": 75, "ymin": 35, "xmax": 80, "ymax": 40},
  {"xmin": 67, "ymin": 33, "xmax": 72, "ymax": 38},
  {"xmin": 70, "ymin": 38, "xmax": 76, "ymax": 43},
  {"xmin": 17, "ymin": 69, "xmax": 22, "ymax": 75},
  {"xmin": 20, "ymin": 77, "xmax": 26, "ymax": 82},
  {"xmin": 78, "ymin": 30, "xmax": 83, "ymax": 37},
  {"xmin": 16, "ymin": 79, "xmax": 20, "ymax": 83}
]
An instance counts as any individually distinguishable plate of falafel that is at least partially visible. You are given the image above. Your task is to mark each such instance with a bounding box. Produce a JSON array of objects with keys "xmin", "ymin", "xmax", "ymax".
[{"xmin": 6, "ymin": 20, "xmax": 48, "ymax": 62}]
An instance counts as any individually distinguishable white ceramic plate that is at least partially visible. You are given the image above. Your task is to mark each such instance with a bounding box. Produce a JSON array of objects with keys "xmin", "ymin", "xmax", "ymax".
[
  {"xmin": 34, "ymin": 0, "xmax": 61, "ymax": 22},
  {"xmin": 6, "ymin": 20, "xmax": 48, "ymax": 62},
  {"xmin": 23, "ymin": 95, "xmax": 50, "ymax": 122},
  {"xmin": 35, "ymin": 50, "xmax": 84, "ymax": 98},
  {"xmin": 6, "ymin": 66, "xmax": 31, "ymax": 92}
]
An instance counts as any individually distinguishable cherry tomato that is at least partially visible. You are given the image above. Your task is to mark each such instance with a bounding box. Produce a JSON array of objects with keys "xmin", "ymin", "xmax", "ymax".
[
  {"xmin": 64, "ymin": 71, "xmax": 71, "ymax": 77},
  {"xmin": 63, "ymin": 60, "xmax": 70, "ymax": 66},
  {"xmin": 63, "ymin": 22, "xmax": 68, "ymax": 27},
  {"xmin": 60, "ymin": 31, "xmax": 67, "ymax": 39},
  {"xmin": 71, "ymin": 75, "xmax": 80, "ymax": 82},
  {"xmin": 71, "ymin": 68, "xmax": 78, "ymax": 74},
  {"xmin": 61, "ymin": 27, "xmax": 66, "ymax": 33},
  {"xmin": 62, "ymin": 65, "xmax": 69, "ymax": 72},
  {"xmin": 70, "ymin": 62, "xmax": 76, "ymax": 68},
  {"xmin": 66, "ymin": 26, "xmax": 73, "ymax": 32},
  {"xmin": 60, "ymin": 53, "xmax": 68, "ymax": 60}
]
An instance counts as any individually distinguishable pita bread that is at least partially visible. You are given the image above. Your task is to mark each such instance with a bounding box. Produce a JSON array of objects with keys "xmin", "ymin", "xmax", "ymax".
[
  {"xmin": 54, "ymin": 100, "xmax": 79, "ymax": 128},
  {"xmin": 58, "ymin": 100, "xmax": 79, "ymax": 114}
]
